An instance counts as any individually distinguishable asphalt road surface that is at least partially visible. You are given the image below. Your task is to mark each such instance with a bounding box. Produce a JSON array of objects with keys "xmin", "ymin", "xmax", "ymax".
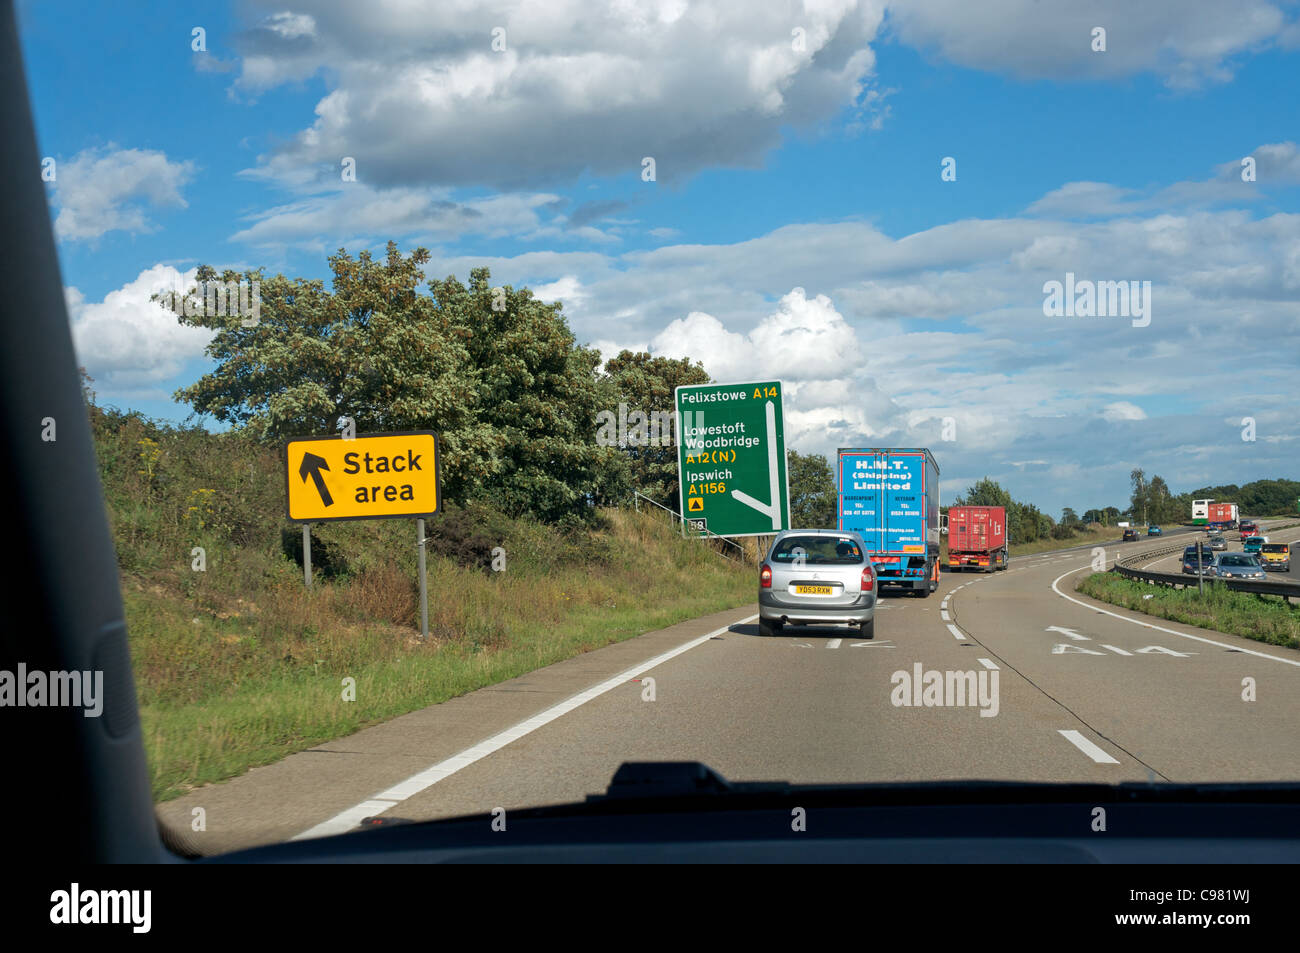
[{"xmin": 159, "ymin": 520, "xmax": 1300, "ymax": 854}]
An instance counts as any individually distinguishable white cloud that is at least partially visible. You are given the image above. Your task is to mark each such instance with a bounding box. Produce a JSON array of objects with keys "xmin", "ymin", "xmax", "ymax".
[
  {"xmin": 531, "ymin": 275, "xmax": 585, "ymax": 306},
  {"xmin": 650, "ymin": 287, "xmax": 861, "ymax": 382},
  {"xmin": 228, "ymin": 185, "xmax": 580, "ymax": 251},
  {"xmin": 1102, "ymin": 401, "xmax": 1147, "ymax": 421},
  {"xmin": 67, "ymin": 266, "xmax": 215, "ymax": 391},
  {"xmin": 884, "ymin": 0, "xmax": 1292, "ymax": 90},
  {"xmin": 234, "ymin": 0, "xmax": 888, "ymax": 189},
  {"xmin": 52, "ymin": 146, "xmax": 196, "ymax": 242}
]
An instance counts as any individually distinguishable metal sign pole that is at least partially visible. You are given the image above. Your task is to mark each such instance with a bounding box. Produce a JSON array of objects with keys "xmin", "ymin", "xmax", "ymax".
[
  {"xmin": 416, "ymin": 518, "xmax": 429, "ymax": 641},
  {"xmin": 303, "ymin": 524, "xmax": 312, "ymax": 589},
  {"xmin": 1197, "ymin": 539, "xmax": 1204, "ymax": 596}
]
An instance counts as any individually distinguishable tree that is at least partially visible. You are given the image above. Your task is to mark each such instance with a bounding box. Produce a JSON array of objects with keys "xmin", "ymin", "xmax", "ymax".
[
  {"xmin": 174, "ymin": 244, "xmax": 621, "ymax": 521},
  {"xmin": 1061, "ymin": 507, "xmax": 1079, "ymax": 526},
  {"xmin": 953, "ymin": 477, "xmax": 1012, "ymax": 509},
  {"xmin": 426, "ymin": 265, "xmax": 619, "ymax": 521},
  {"xmin": 597, "ymin": 350, "xmax": 710, "ymax": 509},
  {"xmin": 787, "ymin": 451, "xmax": 837, "ymax": 528},
  {"xmin": 1147, "ymin": 474, "xmax": 1173, "ymax": 524},
  {"xmin": 1130, "ymin": 468, "xmax": 1147, "ymax": 525}
]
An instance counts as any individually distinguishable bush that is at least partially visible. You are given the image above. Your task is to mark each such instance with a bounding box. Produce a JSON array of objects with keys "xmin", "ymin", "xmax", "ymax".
[
  {"xmin": 1051, "ymin": 522, "xmax": 1076, "ymax": 540},
  {"xmin": 423, "ymin": 502, "xmax": 498, "ymax": 570}
]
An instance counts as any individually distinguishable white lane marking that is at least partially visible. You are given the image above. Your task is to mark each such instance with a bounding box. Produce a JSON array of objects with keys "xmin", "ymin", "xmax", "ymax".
[
  {"xmin": 977, "ymin": 658, "xmax": 998, "ymax": 670},
  {"xmin": 1050, "ymin": 568, "xmax": 1300, "ymax": 668},
  {"xmin": 851, "ymin": 640, "xmax": 895, "ymax": 648},
  {"xmin": 946, "ymin": 623, "xmax": 965, "ymax": 641},
  {"xmin": 1100, "ymin": 644, "xmax": 1132, "ymax": 656},
  {"xmin": 1058, "ymin": 729, "xmax": 1120, "ymax": 764},
  {"xmin": 293, "ymin": 613, "xmax": 758, "ymax": 841},
  {"xmin": 1046, "ymin": 625, "xmax": 1089, "ymax": 641},
  {"xmin": 940, "ymin": 609, "xmax": 950, "ymax": 621},
  {"xmin": 1053, "ymin": 643, "xmax": 1105, "ymax": 655},
  {"xmin": 826, "ymin": 638, "xmax": 842, "ymax": 649}
]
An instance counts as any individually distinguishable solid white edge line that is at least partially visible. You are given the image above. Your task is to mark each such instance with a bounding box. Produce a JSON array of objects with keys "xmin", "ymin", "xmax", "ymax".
[
  {"xmin": 292, "ymin": 613, "xmax": 759, "ymax": 841},
  {"xmin": 1050, "ymin": 567, "xmax": 1300, "ymax": 668},
  {"xmin": 1058, "ymin": 729, "xmax": 1120, "ymax": 764},
  {"xmin": 946, "ymin": 623, "xmax": 964, "ymax": 640}
]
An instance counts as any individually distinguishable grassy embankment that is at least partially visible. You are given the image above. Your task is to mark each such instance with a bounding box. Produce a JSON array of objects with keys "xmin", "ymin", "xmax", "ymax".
[
  {"xmin": 1071, "ymin": 519, "xmax": 1300, "ymax": 648},
  {"xmin": 1075, "ymin": 572, "xmax": 1300, "ymax": 650},
  {"xmin": 93, "ymin": 407, "xmax": 755, "ymax": 801}
]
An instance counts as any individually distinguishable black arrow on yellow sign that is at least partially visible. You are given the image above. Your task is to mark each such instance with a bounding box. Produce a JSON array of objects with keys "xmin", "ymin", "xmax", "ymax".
[{"xmin": 299, "ymin": 452, "xmax": 333, "ymax": 507}]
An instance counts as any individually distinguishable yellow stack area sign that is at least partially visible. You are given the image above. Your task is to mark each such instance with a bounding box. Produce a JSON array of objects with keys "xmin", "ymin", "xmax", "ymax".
[{"xmin": 285, "ymin": 431, "xmax": 440, "ymax": 523}]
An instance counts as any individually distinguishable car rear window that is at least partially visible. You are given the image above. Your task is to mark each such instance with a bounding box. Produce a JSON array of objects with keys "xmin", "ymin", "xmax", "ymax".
[
  {"xmin": 770, "ymin": 535, "xmax": 865, "ymax": 565},
  {"xmin": 1218, "ymin": 555, "xmax": 1257, "ymax": 566},
  {"xmin": 1262, "ymin": 544, "xmax": 1288, "ymax": 553}
]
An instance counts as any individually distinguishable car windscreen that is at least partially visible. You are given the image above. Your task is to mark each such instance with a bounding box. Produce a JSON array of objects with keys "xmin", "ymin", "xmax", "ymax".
[{"xmin": 770, "ymin": 536, "xmax": 865, "ymax": 565}]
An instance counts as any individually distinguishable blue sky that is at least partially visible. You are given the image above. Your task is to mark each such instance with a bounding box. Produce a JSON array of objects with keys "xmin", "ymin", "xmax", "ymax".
[{"xmin": 19, "ymin": 0, "xmax": 1300, "ymax": 516}]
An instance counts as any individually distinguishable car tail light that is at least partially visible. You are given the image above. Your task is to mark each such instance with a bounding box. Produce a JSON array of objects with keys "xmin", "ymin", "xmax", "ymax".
[
  {"xmin": 861, "ymin": 567, "xmax": 874, "ymax": 592},
  {"xmin": 760, "ymin": 564, "xmax": 772, "ymax": 589}
]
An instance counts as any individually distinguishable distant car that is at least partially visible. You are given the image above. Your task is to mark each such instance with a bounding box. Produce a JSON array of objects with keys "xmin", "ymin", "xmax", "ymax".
[
  {"xmin": 1122, "ymin": 528, "xmax": 1139, "ymax": 541},
  {"xmin": 1239, "ymin": 521, "xmax": 1259, "ymax": 539},
  {"xmin": 1212, "ymin": 553, "xmax": 1266, "ymax": 580},
  {"xmin": 1181, "ymin": 547, "xmax": 1214, "ymax": 575},
  {"xmin": 1260, "ymin": 543, "xmax": 1290, "ymax": 572},
  {"xmin": 759, "ymin": 530, "xmax": 876, "ymax": 640},
  {"xmin": 1243, "ymin": 536, "xmax": 1265, "ymax": 555},
  {"xmin": 1208, "ymin": 534, "xmax": 1227, "ymax": 551},
  {"xmin": 1147, "ymin": 525, "xmax": 1162, "ymax": 536}
]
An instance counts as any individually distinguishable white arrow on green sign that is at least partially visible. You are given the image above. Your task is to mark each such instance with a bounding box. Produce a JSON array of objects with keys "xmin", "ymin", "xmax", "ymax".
[{"xmin": 675, "ymin": 381, "xmax": 790, "ymax": 537}]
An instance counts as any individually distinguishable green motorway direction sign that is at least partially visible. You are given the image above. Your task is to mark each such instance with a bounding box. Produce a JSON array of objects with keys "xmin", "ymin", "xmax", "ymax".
[{"xmin": 675, "ymin": 381, "xmax": 790, "ymax": 537}]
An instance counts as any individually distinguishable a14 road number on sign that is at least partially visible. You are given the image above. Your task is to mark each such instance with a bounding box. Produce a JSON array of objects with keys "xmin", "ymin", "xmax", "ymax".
[{"xmin": 1046, "ymin": 626, "xmax": 1195, "ymax": 657}]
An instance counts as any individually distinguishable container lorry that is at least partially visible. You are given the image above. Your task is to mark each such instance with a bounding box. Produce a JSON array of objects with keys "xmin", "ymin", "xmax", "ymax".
[
  {"xmin": 1207, "ymin": 502, "xmax": 1238, "ymax": 529},
  {"xmin": 946, "ymin": 505, "xmax": 1009, "ymax": 572},
  {"xmin": 837, "ymin": 448, "xmax": 941, "ymax": 597}
]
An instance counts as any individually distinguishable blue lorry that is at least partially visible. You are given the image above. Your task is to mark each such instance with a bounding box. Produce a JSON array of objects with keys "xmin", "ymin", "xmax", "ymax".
[{"xmin": 836, "ymin": 447, "xmax": 941, "ymax": 598}]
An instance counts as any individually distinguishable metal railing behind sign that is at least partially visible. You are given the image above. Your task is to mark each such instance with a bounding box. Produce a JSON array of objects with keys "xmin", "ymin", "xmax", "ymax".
[{"xmin": 633, "ymin": 491, "xmax": 748, "ymax": 563}]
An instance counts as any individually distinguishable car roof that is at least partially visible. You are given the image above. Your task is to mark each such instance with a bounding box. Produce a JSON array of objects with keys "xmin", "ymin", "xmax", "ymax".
[{"xmin": 774, "ymin": 529, "xmax": 864, "ymax": 538}]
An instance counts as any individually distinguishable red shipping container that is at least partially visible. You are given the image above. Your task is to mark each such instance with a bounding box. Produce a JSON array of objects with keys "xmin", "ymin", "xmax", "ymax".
[
  {"xmin": 948, "ymin": 506, "xmax": 1007, "ymax": 557},
  {"xmin": 1207, "ymin": 502, "xmax": 1237, "ymax": 524}
]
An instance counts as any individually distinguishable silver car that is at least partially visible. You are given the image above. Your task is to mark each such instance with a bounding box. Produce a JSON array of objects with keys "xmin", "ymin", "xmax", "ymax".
[
  {"xmin": 759, "ymin": 530, "xmax": 877, "ymax": 639},
  {"xmin": 1208, "ymin": 534, "xmax": 1227, "ymax": 551},
  {"xmin": 1212, "ymin": 553, "xmax": 1266, "ymax": 580}
]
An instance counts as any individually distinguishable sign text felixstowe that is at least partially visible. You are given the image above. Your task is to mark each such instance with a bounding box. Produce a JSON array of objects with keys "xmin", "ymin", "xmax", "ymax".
[
  {"xmin": 285, "ymin": 431, "xmax": 440, "ymax": 523},
  {"xmin": 675, "ymin": 381, "xmax": 790, "ymax": 538}
]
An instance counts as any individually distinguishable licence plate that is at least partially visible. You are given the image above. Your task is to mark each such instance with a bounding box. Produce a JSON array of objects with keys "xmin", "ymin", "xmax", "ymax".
[{"xmin": 794, "ymin": 585, "xmax": 834, "ymax": 595}]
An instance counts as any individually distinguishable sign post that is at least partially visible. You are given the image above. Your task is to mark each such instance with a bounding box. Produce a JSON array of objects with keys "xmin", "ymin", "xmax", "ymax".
[
  {"xmin": 285, "ymin": 430, "xmax": 440, "ymax": 639},
  {"xmin": 416, "ymin": 518, "xmax": 429, "ymax": 640},
  {"xmin": 303, "ymin": 524, "xmax": 312, "ymax": 589},
  {"xmin": 675, "ymin": 381, "xmax": 789, "ymax": 538}
]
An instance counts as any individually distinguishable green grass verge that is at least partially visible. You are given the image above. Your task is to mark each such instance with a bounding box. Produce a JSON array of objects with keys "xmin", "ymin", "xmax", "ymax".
[
  {"xmin": 1075, "ymin": 572, "xmax": 1300, "ymax": 651},
  {"xmin": 87, "ymin": 406, "xmax": 757, "ymax": 802},
  {"xmin": 137, "ymin": 507, "xmax": 754, "ymax": 802}
]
